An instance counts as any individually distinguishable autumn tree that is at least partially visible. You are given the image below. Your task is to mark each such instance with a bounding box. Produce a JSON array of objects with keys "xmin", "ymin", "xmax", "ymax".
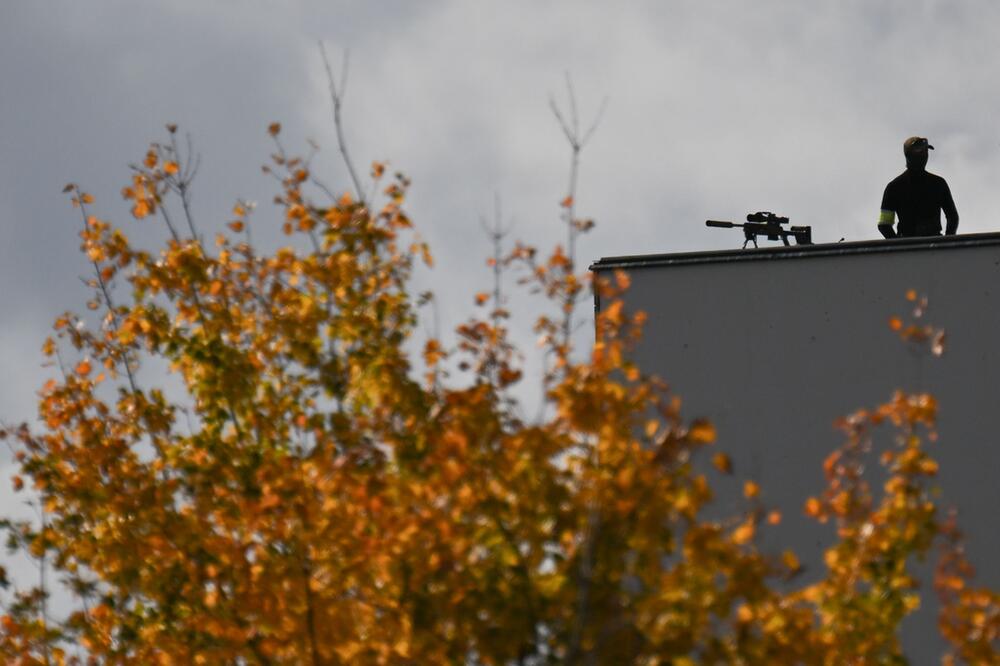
[{"xmin": 1, "ymin": 79, "xmax": 997, "ymax": 664}]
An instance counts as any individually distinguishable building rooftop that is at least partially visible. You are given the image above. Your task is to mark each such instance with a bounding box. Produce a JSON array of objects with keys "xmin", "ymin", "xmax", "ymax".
[{"xmin": 590, "ymin": 231, "xmax": 1000, "ymax": 271}]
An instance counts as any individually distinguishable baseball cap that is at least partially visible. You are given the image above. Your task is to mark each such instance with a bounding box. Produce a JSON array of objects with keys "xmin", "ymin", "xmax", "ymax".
[{"xmin": 903, "ymin": 136, "xmax": 934, "ymax": 154}]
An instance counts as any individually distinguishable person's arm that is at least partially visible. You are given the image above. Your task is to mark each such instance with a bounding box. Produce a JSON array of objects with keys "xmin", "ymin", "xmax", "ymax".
[
  {"xmin": 942, "ymin": 180, "xmax": 959, "ymax": 235},
  {"xmin": 878, "ymin": 209, "xmax": 896, "ymax": 238},
  {"xmin": 879, "ymin": 183, "xmax": 897, "ymax": 238}
]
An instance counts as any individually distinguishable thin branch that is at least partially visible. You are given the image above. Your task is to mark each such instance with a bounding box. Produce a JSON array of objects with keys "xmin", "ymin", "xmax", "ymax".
[
  {"xmin": 564, "ymin": 72, "xmax": 580, "ymax": 139},
  {"xmin": 155, "ymin": 199, "xmax": 183, "ymax": 244},
  {"xmin": 171, "ymin": 132, "xmax": 202, "ymax": 243},
  {"xmin": 319, "ymin": 42, "xmax": 365, "ymax": 203},
  {"xmin": 581, "ymin": 96, "xmax": 609, "ymax": 147},
  {"xmin": 548, "ymin": 97, "xmax": 577, "ymax": 147},
  {"xmin": 75, "ymin": 188, "xmax": 139, "ymax": 394},
  {"xmin": 548, "ymin": 75, "xmax": 608, "ymax": 359}
]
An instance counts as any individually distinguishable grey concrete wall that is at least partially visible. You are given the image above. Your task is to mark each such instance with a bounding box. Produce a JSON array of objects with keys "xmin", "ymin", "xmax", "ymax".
[{"xmin": 594, "ymin": 235, "xmax": 1000, "ymax": 661}]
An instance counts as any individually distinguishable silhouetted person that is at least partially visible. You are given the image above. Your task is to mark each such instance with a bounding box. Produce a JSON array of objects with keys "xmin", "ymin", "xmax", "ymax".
[{"xmin": 878, "ymin": 136, "xmax": 959, "ymax": 239}]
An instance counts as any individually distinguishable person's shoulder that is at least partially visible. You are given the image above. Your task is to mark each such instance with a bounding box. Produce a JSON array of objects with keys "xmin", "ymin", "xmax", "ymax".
[
  {"xmin": 925, "ymin": 171, "xmax": 949, "ymax": 185},
  {"xmin": 886, "ymin": 171, "xmax": 909, "ymax": 188}
]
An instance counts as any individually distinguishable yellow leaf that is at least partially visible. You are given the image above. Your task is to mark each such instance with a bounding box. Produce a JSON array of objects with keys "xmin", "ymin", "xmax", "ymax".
[{"xmin": 744, "ymin": 480, "xmax": 760, "ymax": 499}]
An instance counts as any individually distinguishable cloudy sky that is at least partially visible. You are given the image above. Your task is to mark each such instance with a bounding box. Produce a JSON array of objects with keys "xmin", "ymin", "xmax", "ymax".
[{"xmin": 3, "ymin": 1, "xmax": 1000, "ymax": 546}]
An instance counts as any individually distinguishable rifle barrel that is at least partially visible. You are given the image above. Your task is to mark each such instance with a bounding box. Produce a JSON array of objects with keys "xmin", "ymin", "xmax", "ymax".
[{"xmin": 706, "ymin": 220, "xmax": 737, "ymax": 228}]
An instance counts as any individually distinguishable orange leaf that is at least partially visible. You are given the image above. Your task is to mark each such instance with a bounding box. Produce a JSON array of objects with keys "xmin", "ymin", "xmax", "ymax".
[
  {"xmin": 75, "ymin": 359, "xmax": 92, "ymax": 376},
  {"xmin": 782, "ymin": 550, "xmax": 801, "ymax": 572},
  {"xmin": 475, "ymin": 292, "xmax": 489, "ymax": 306},
  {"xmin": 268, "ymin": 122, "xmax": 281, "ymax": 136},
  {"xmin": 614, "ymin": 270, "xmax": 631, "ymax": 290},
  {"xmin": 744, "ymin": 480, "xmax": 760, "ymax": 499},
  {"xmin": 164, "ymin": 161, "xmax": 179, "ymax": 175},
  {"xmin": 712, "ymin": 452, "xmax": 732, "ymax": 474},
  {"xmin": 560, "ymin": 195, "xmax": 574, "ymax": 208},
  {"xmin": 732, "ymin": 519, "xmax": 755, "ymax": 545},
  {"xmin": 688, "ymin": 420, "xmax": 716, "ymax": 445},
  {"xmin": 889, "ymin": 316, "xmax": 903, "ymax": 331},
  {"xmin": 228, "ymin": 221, "xmax": 244, "ymax": 233}
]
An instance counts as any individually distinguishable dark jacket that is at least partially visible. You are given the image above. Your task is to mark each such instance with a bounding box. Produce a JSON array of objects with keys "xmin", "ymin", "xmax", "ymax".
[{"xmin": 881, "ymin": 169, "xmax": 959, "ymax": 237}]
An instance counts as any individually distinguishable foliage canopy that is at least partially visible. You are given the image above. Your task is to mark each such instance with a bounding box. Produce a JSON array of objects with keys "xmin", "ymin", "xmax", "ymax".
[{"xmin": 0, "ymin": 123, "xmax": 997, "ymax": 664}]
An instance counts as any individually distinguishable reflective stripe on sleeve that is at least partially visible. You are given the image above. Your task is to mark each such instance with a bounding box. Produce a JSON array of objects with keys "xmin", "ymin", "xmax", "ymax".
[{"xmin": 878, "ymin": 209, "xmax": 895, "ymax": 226}]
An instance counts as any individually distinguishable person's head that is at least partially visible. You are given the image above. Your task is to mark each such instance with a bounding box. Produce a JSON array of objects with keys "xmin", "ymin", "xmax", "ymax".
[{"xmin": 904, "ymin": 136, "xmax": 933, "ymax": 171}]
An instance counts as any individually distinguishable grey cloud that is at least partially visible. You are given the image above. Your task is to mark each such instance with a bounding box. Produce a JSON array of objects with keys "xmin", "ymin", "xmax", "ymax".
[{"xmin": 4, "ymin": 0, "xmax": 1000, "ymax": 443}]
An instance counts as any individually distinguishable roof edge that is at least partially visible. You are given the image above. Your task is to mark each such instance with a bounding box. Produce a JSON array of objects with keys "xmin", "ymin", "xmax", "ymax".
[{"xmin": 590, "ymin": 231, "xmax": 1000, "ymax": 271}]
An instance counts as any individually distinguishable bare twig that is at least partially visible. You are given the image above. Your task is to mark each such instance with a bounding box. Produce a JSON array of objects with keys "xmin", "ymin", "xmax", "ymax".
[
  {"xmin": 479, "ymin": 193, "xmax": 515, "ymax": 329},
  {"xmin": 319, "ymin": 42, "xmax": 366, "ymax": 204},
  {"xmin": 171, "ymin": 132, "xmax": 202, "ymax": 243},
  {"xmin": 549, "ymin": 74, "xmax": 608, "ymax": 359}
]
